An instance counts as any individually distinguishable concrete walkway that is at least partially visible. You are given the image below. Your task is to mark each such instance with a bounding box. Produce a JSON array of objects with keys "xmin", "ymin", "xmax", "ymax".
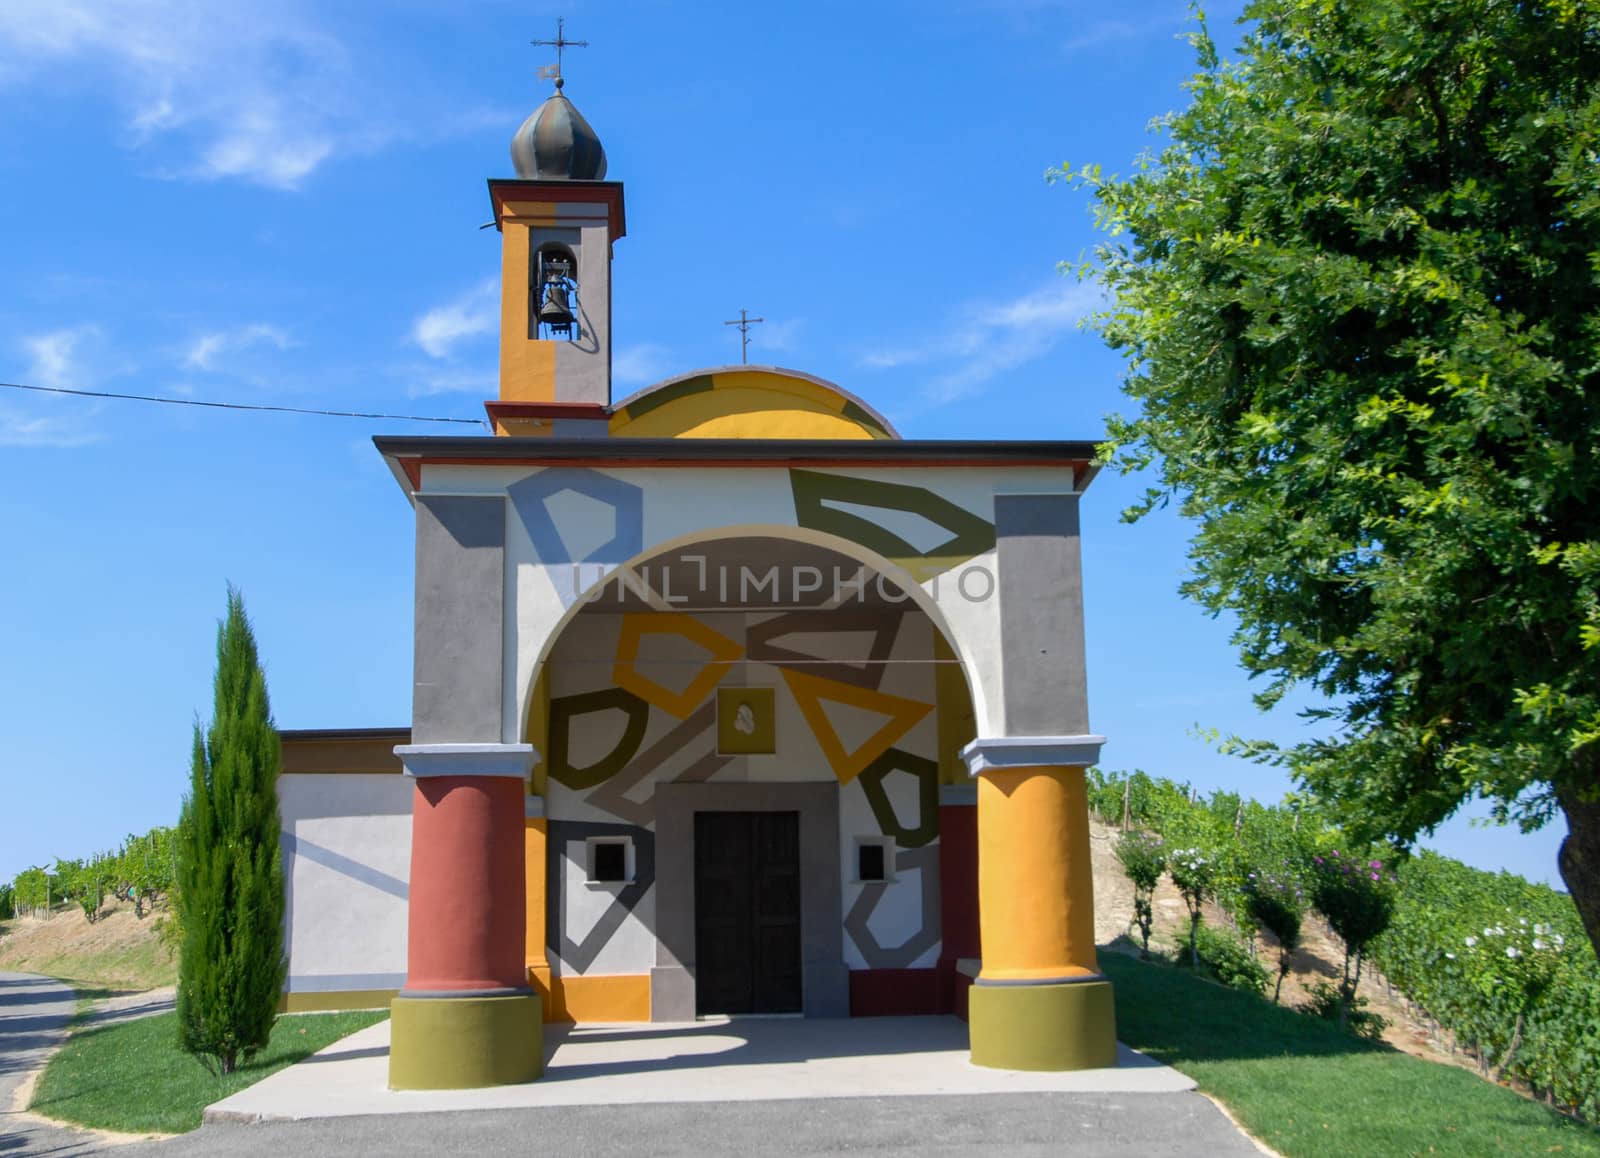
[
  {"xmin": 0, "ymin": 971, "xmax": 107, "ymax": 1157},
  {"xmin": 205, "ymin": 1016, "xmax": 1198, "ymax": 1121},
  {"xmin": 1, "ymin": 979, "xmax": 1265, "ymax": 1156}
]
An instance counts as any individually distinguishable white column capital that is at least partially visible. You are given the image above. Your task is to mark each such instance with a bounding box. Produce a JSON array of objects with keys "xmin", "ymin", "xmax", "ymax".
[
  {"xmin": 961, "ymin": 735, "xmax": 1106, "ymax": 776},
  {"xmin": 394, "ymin": 743, "xmax": 537, "ymax": 780}
]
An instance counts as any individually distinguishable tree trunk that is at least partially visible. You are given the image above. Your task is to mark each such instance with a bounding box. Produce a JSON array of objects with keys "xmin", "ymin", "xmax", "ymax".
[
  {"xmin": 1491, "ymin": 1012, "xmax": 1525, "ymax": 1084},
  {"xmin": 1556, "ymin": 780, "xmax": 1600, "ymax": 963}
]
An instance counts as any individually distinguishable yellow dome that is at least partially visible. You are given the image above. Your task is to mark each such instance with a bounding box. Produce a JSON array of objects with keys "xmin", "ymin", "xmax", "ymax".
[{"xmin": 609, "ymin": 366, "xmax": 897, "ymax": 440}]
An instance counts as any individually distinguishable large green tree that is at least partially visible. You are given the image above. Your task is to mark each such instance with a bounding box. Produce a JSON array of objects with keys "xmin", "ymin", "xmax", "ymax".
[
  {"xmin": 176, "ymin": 587, "xmax": 286, "ymax": 1073},
  {"xmin": 1061, "ymin": 0, "xmax": 1600, "ymax": 957}
]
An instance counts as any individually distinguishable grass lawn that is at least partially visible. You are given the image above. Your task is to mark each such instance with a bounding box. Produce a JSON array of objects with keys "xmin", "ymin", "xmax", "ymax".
[
  {"xmin": 1103, "ymin": 952, "xmax": 1600, "ymax": 1157},
  {"xmin": 30, "ymin": 1008, "xmax": 387, "ymax": 1134}
]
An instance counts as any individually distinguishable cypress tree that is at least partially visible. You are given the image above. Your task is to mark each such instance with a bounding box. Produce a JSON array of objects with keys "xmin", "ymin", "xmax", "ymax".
[{"xmin": 176, "ymin": 586, "xmax": 286, "ymax": 1074}]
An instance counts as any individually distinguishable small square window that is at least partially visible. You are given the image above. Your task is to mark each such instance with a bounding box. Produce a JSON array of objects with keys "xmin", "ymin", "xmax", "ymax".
[
  {"xmin": 589, "ymin": 839, "xmax": 628, "ymax": 884},
  {"xmin": 856, "ymin": 840, "xmax": 889, "ymax": 883}
]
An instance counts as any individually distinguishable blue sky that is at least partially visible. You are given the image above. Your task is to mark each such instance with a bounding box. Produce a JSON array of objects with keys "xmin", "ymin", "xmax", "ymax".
[{"xmin": 0, "ymin": 0, "xmax": 1567, "ymax": 887}]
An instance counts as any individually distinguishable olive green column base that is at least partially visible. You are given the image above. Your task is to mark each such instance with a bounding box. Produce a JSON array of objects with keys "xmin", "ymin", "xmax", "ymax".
[
  {"xmin": 389, "ymin": 992, "xmax": 543, "ymax": 1089},
  {"xmin": 969, "ymin": 978, "xmax": 1117, "ymax": 1071}
]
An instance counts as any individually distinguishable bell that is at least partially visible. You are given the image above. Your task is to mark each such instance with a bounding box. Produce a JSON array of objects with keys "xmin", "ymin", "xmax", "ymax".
[{"xmin": 538, "ymin": 283, "xmax": 575, "ymax": 331}]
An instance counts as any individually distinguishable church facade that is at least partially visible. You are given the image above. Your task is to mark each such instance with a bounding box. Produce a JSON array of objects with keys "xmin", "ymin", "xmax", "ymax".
[{"xmin": 275, "ymin": 78, "xmax": 1118, "ymax": 1090}]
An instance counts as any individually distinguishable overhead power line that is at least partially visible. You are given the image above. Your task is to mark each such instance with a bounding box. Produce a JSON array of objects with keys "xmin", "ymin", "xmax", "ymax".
[{"xmin": 0, "ymin": 380, "xmax": 488, "ymax": 426}]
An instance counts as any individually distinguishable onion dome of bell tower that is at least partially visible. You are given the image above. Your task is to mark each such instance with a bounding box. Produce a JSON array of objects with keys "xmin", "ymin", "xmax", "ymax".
[
  {"xmin": 510, "ymin": 19, "xmax": 606, "ymax": 180},
  {"xmin": 510, "ymin": 85, "xmax": 607, "ymax": 180}
]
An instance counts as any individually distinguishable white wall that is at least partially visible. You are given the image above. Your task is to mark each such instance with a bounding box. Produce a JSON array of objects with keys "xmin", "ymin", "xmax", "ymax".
[{"xmin": 278, "ymin": 774, "xmax": 412, "ymax": 993}]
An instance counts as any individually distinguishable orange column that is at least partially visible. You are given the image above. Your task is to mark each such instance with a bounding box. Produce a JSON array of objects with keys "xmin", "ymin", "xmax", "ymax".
[
  {"xmin": 964, "ymin": 737, "xmax": 1116, "ymax": 1072},
  {"xmin": 975, "ymin": 765, "xmax": 1098, "ymax": 981}
]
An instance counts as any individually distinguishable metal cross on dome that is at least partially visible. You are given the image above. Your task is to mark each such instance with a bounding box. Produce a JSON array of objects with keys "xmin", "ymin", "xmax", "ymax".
[
  {"xmin": 532, "ymin": 17, "xmax": 588, "ymax": 91},
  {"xmin": 723, "ymin": 308, "xmax": 765, "ymax": 365}
]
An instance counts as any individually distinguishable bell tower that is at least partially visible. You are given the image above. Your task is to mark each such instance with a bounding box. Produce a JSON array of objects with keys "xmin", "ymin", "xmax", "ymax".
[{"xmin": 486, "ymin": 36, "xmax": 623, "ymax": 436}]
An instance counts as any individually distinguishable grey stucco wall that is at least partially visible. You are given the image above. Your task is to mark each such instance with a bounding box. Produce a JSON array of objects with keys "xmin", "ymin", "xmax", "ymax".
[
  {"xmin": 994, "ymin": 492, "xmax": 1090, "ymax": 736},
  {"xmin": 413, "ymin": 495, "xmax": 506, "ymax": 743},
  {"xmin": 533, "ymin": 218, "xmax": 611, "ymax": 405}
]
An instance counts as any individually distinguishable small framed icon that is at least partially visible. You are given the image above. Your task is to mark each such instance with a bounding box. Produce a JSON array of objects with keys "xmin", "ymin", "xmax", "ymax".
[{"xmin": 717, "ymin": 687, "xmax": 777, "ymax": 755}]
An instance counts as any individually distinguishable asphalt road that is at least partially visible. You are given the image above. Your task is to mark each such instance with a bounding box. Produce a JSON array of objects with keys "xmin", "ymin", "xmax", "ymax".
[
  {"xmin": 0, "ymin": 972, "xmax": 104, "ymax": 1158},
  {"xmin": 114, "ymin": 1092, "xmax": 1262, "ymax": 1158}
]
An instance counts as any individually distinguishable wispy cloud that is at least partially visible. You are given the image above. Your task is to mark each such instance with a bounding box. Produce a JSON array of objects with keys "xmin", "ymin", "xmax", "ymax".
[
  {"xmin": 5, "ymin": 326, "xmax": 107, "ymax": 446},
  {"xmin": 0, "ymin": 1, "xmax": 504, "ymax": 190},
  {"xmin": 750, "ymin": 318, "xmax": 805, "ymax": 357},
  {"xmin": 1063, "ymin": 14, "xmax": 1183, "ymax": 54},
  {"xmin": 403, "ymin": 364, "xmax": 496, "ymax": 398},
  {"xmin": 0, "ymin": 403, "xmax": 103, "ymax": 448},
  {"xmin": 22, "ymin": 325, "xmax": 101, "ymax": 385},
  {"xmin": 184, "ymin": 323, "xmax": 292, "ymax": 371},
  {"xmin": 411, "ymin": 281, "xmax": 497, "ymax": 359},
  {"xmin": 613, "ymin": 343, "xmax": 672, "ymax": 388},
  {"xmin": 861, "ymin": 280, "xmax": 1102, "ymax": 406},
  {"xmin": 0, "ymin": 1, "xmax": 349, "ymax": 189}
]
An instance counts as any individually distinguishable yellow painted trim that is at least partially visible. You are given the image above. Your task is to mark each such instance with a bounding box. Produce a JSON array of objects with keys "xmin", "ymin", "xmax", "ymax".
[
  {"xmin": 536, "ymin": 972, "xmax": 652, "ymax": 1023},
  {"xmin": 779, "ymin": 667, "xmax": 933, "ymax": 784},
  {"xmin": 278, "ymin": 989, "xmax": 397, "ymax": 1013},
  {"xmin": 525, "ymin": 816, "xmax": 548, "ymax": 976},
  {"xmin": 613, "ymin": 613, "xmax": 743, "ymax": 719},
  {"xmin": 389, "ymin": 993, "xmax": 543, "ymax": 1089},
  {"xmin": 498, "ymin": 221, "xmax": 557, "ymax": 403},
  {"xmin": 976, "ymin": 765, "xmax": 1099, "ymax": 980},
  {"xmin": 969, "ymin": 979, "xmax": 1117, "ymax": 1071}
]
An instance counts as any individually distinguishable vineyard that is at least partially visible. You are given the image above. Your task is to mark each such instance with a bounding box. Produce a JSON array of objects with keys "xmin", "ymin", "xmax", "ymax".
[
  {"xmin": 1090, "ymin": 769, "xmax": 1600, "ymax": 1122},
  {"xmin": 0, "ymin": 825, "xmax": 176, "ymax": 924}
]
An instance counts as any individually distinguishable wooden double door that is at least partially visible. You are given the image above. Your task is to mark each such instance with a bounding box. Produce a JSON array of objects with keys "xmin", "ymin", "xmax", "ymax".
[{"xmin": 693, "ymin": 811, "xmax": 803, "ymax": 1015}]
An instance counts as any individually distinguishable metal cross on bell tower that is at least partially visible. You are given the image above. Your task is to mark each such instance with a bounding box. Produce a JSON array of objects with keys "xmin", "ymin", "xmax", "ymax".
[
  {"xmin": 532, "ymin": 17, "xmax": 589, "ymax": 91},
  {"xmin": 723, "ymin": 308, "xmax": 765, "ymax": 365}
]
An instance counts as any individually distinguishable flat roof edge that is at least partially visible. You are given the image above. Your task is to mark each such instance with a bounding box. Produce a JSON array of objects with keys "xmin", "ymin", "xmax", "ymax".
[{"xmin": 370, "ymin": 435, "xmax": 1101, "ymax": 462}]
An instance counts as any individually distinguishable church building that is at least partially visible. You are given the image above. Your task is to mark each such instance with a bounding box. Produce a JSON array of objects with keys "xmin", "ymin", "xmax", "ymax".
[{"xmin": 275, "ymin": 67, "xmax": 1118, "ymax": 1090}]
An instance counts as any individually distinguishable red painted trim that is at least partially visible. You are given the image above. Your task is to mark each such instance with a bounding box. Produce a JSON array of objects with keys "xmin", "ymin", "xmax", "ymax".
[
  {"xmin": 485, "ymin": 401, "xmax": 612, "ymax": 422},
  {"xmin": 938, "ymin": 801, "xmax": 979, "ymax": 1016},
  {"xmin": 404, "ymin": 776, "xmax": 527, "ymax": 991},
  {"xmin": 398, "ymin": 457, "xmax": 423, "ymax": 492},
  {"xmin": 849, "ymin": 968, "xmax": 944, "ymax": 1017},
  {"xmin": 487, "ymin": 179, "xmax": 626, "ymax": 238}
]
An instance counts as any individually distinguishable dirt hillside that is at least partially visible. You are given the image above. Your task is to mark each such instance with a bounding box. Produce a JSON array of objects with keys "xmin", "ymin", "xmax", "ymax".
[{"xmin": 0, "ymin": 900, "xmax": 176, "ymax": 991}]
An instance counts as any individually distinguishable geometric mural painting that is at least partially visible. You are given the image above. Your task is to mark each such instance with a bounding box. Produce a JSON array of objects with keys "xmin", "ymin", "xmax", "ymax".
[
  {"xmin": 789, "ymin": 469, "xmax": 994, "ymax": 583},
  {"xmin": 745, "ymin": 609, "xmax": 904, "ymax": 689},
  {"xmin": 509, "ymin": 467, "xmax": 645, "ymax": 567},
  {"xmin": 586, "ymin": 701, "xmax": 731, "ymax": 825},
  {"xmin": 779, "ymin": 667, "xmax": 932, "ymax": 785},
  {"xmin": 541, "ymin": 603, "xmax": 951, "ymax": 980},
  {"xmin": 546, "ymin": 819, "xmax": 656, "ymax": 972},
  {"xmin": 844, "ymin": 843, "xmax": 941, "ymax": 967},
  {"xmin": 546, "ymin": 686, "xmax": 651, "ymax": 790},
  {"xmin": 612, "ymin": 613, "xmax": 744, "ymax": 718},
  {"xmin": 857, "ymin": 748, "xmax": 940, "ymax": 848}
]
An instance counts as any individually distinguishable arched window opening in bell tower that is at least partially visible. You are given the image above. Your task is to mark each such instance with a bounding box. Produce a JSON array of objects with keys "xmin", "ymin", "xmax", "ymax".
[{"xmin": 535, "ymin": 244, "xmax": 580, "ymax": 340}]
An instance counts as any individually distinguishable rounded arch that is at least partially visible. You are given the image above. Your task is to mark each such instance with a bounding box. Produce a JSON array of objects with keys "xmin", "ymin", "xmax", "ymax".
[
  {"xmin": 608, "ymin": 366, "xmax": 900, "ymax": 441},
  {"xmin": 520, "ymin": 522, "xmax": 987, "ymax": 750}
]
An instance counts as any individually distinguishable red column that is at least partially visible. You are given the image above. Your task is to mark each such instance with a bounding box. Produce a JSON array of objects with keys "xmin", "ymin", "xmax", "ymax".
[{"xmin": 405, "ymin": 775, "xmax": 527, "ymax": 992}]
